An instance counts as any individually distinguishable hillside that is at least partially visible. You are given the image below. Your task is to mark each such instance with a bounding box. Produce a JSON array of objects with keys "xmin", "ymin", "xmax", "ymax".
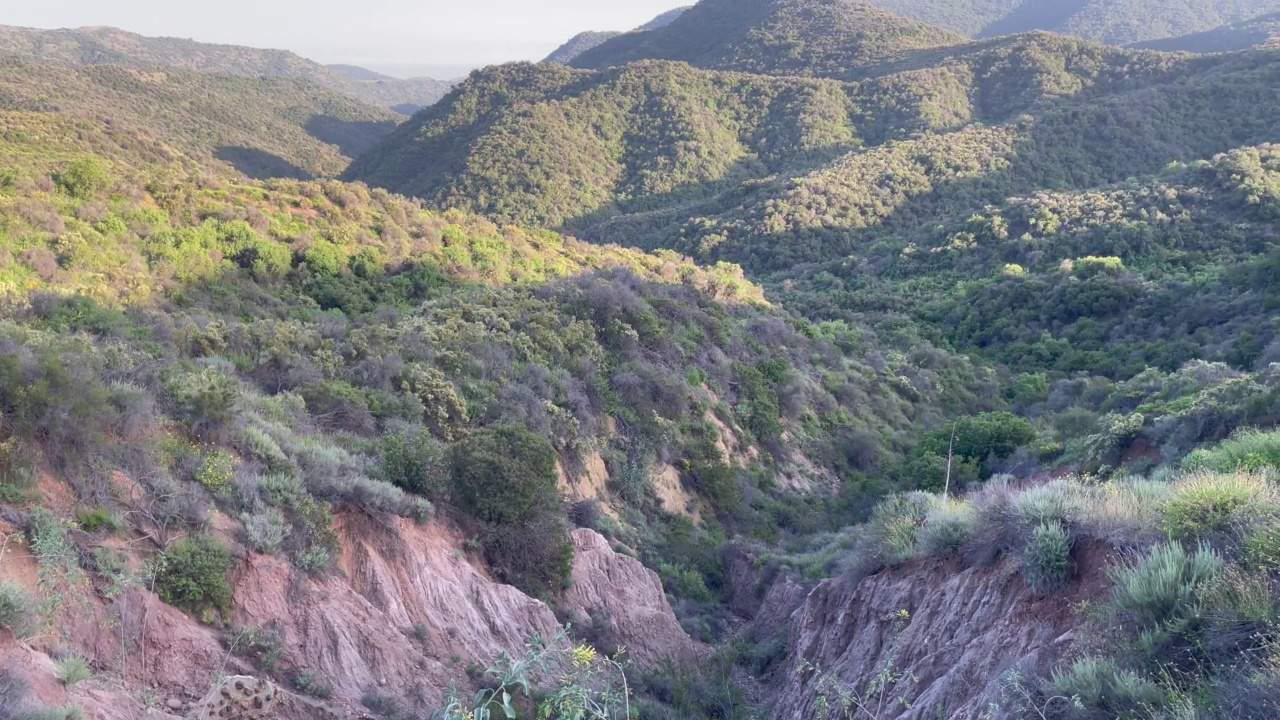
[
  {"xmin": 347, "ymin": 32, "xmax": 1204, "ymax": 228},
  {"xmin": 1136, "ymin": 11, "xmax": 1280, "ymax": 51},
  {"xmin": 545, "ymin": 31, "xmax": 622, "ymax": 64},
  {"xmin": 0, "ymin": 56, "xmax": 1015, "ymax": 716},
  {"xmin": 0, "ymin": 56, "xmax": 399, "ymax": 178},
  {"xmin": 0, "ymin": 24, "xmax": 453, "ymax": 114},
  {"xmin": 866, "ymin": 0, "xmax": 1280, "ymax": 45},
  {"xmin": 544, "ymin": 7, "xmax": 692, "ymax": 64},
  {"xmin": 568, "ymin": 0, "xmax": 967, "ymax": 79}
]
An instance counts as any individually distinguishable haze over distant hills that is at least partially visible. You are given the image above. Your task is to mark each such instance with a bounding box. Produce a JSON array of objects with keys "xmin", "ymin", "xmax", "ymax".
[
  {"xmin": 349, "ymin": 0, "xmax": 1280, "ymax": 382},
  {"xmin": 863, "ymin": 0, "xmax": 1280, "ymax": 45},
  {"xmin": 544, "ymin": 7, "xmax": 691, "ymax": 64},
  {"xmin": 0, "ymin": 24, "xmax": 454, "ymax": 114},
  {"xmin": 1136, "ymin": 11, "xmax": 1280, "ymax": 51}
]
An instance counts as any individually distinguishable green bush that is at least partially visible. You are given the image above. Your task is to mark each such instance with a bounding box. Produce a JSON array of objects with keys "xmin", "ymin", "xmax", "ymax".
[
  {"xmin": 380, "ymin": 429, "xmax": 447, "ymax": 498},
  {"xmin": 0, "ymin": 581, "xmax": 37, "ymax": 639},
  {"xmin": 74, "ymin": 507, "xmax": 120, "ymax": 533},
  {"xmin": 448, "ymin": 424, "xmax": 559, "ymax": 525},
  {"xmin": 1163, "ymin": 472, "xmax": 1266, "ymax": 541},
  {"xmin": 155, "ymin": 534, "xmax": 234, "ymax": 617},
  {"xmin": 54, "ymin": 157, "xmax": 108, "ymax": 199},
  {"xmin": 1183, "ymin": 429, "xmax": 1280, "ymax": 474},
  {"xmin": 1021, "ymin": 521, "xmax": 1072, "ymax": 593}
]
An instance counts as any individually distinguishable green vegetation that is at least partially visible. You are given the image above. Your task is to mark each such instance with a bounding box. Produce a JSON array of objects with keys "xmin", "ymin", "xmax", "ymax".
[
  {"xmin": 570, "ymin": 0, "xmax": 965, "ymax": 78},
  {"xmin": 155, "ymin": 534, "xmax": 234, "ymax": 617},
  {"xmin": 0, "ymin": 581, "xmax": 37, "ymax": 639},
  {"xmin": 866, "ymin": 0, "xmax": 1280, "ymax": 45},
  {"xmin": 0, "ymin": 24, "xmax": 452, "ymax": 114},
  {"xmin": 449, "ymin": 425, "xmax": 573, "ymax": 598},
  {"xmin": 0, "ymin": 57, "xmax": 399, "ymax": 179}
]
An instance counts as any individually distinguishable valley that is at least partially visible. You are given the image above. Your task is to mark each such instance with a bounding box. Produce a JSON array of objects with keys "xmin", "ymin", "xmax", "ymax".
[{"xmin": 0, "ymin": 1, "xmax": 1277, "ymax": 719}]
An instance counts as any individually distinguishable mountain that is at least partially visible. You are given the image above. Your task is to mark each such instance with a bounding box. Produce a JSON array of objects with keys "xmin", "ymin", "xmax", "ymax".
[
  {"xmin": 865, "ymin": 0, "xmax": 1280, "ymax": 45},
  {"xmin": 544, "ymin": 7, "xmax": 691, "ymax": 64},
  {"xmin": 0, "ymin": 24, "xmax": 452, "ymax": 114},
  {"xmin": 326, "ymin": 64, "xmax": 397, "ymax": 81},
  {"xmin": 569, "ymin": 0, "xmax": 967, "ymax": 79},
  {"xmin": 347, "ymin": 32, "xmax": 1196, "ymax": 228},
  {"xmin": 0, "ymin": 56, "xmax": 399, "ymax": 178},
  {"xmin": 545, "ymin": 31, "xmax": 622, "ymax": 64},
  {"xmin": 347, "ymin": 0, "xmax": 1280, "ymax": 383},
  {"xmin": 1136, "ymin": 11, "xmax": 1280, "ymax": 51}
]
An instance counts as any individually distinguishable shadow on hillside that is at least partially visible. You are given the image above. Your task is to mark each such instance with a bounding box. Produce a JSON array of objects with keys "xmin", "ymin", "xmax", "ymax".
[
  {"xmin": 304, "ymin": 115, "xmax": 399, "ymax": 158},
  {"xmin": 215, "ymin": 146, "xmax": 312, "ymax": 180},
  {"xmin": 390, "ymin": 103, "xmax": 424, "ymax": 116},
  {"xmin": 977, "ymin": 0, "xmax": 1090, "ymax": 38},
  {"xmin": 563, "ymin": 52, "xmax": 1280, "ymax": 277}
]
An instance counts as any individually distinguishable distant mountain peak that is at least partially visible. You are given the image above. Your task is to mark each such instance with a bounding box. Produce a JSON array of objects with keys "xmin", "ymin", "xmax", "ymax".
[
  {"xmin": 568, "ymin": 0, "xmax": 966, "ymax": 80},
  {"xmin": 544, "ymin": 6, "xmax": 692, "ymax": 64},
  {"xmin": 863, "ymin": 0, "xmax": 1280, "ymax": 46}
]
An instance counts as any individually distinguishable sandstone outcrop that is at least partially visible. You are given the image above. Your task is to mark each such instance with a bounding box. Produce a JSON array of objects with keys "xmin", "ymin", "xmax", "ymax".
[
  {"xmin": 770, "ymin": 544, "xmax": 1113, "ymax": 719},
  {"xmin": 561, "ymin": 529, "xmax": 707, "ymax": 667}
]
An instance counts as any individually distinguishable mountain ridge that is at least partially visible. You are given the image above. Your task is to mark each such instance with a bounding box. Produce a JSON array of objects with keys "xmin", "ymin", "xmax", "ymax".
[{"xmin": 0, "ymin": 24, "xmax": 454, "ymax": 114}]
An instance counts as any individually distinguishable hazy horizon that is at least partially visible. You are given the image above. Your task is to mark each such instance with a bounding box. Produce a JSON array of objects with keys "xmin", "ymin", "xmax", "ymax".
[{"xmin": 0, "ymin": 1, "xmax": 690, "ymax": 78}]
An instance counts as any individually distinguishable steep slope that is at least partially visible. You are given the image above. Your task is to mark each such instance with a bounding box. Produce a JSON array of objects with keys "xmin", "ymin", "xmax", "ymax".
[
  {"xmin": 569, "ymin": 0, "xmax": 966, "ymax": 80},
  {"xmin": 1136, "ymin": 11, "xmax": 1280, "ymax": 51},
  {"xmin": 346, "ymin": 33, "xmax": 1198, "ymax": 229},
  {"xmin": 866, "ymin": 0, "xmax": 1280, "ymax": 45},
  {"xmin": 544, "ymin": 7, "xmax": 693, "ymax": 64},
  {"xmin": 0, "ymin": 56, "xmax": 399, "ymax": 178},
  {"xmin": 0, "ymin": 25, "xmax": 452, "ymax": 113},
  {"xmin": 546, "ymin": 31, "xmax": 623, "ymax": 64}
]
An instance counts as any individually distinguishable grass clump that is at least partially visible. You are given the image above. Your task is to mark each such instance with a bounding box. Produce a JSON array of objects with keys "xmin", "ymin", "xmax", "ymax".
[
  {"xmin": 1046, "ymin": 657, "xmax": 1167, "ymax": 716},
  {"xmin": 1182, "ymin": 429, "xmax": 1280, "ymax": 474},
  {"xmin": 917, "ymin": 497, "xmax": 976, "ymax": 557},
  {"xmin": 0, "ymin": 582, "xmax": 37, "ymax": 639},
  {"xmin": 1109, "ymin": 542, "xmax": 1222, "ymax": 630},
  {"xmin": 54, "ymin": 656, "xmax": 90, "ymax": 687},
  {"xmin": 1162, "ymin": 472, "xmax": 1269, "ymax": 541},
  {"xmin": 867, "ymin": 492, "xmax": 936, "ymax": 564},
  {"xmin": 1021, "ymin": 521, "xmax": 1072, "ymax": 593}
]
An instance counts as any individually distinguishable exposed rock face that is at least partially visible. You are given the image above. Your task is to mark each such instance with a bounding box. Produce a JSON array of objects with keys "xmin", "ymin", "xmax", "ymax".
[
  {"xmin": 232, "ymin": 513, "xmax": 560, "ymax": 712},
  {"xmin": 771, "ymin": 546, "xmax": 1112, "ymax": 719},
  {"xmin": 561, "ymin": 529, "xmax": 707, "ymax": 667}
]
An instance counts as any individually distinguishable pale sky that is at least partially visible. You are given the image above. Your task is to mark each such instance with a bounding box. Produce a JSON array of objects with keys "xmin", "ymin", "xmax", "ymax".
[{"xmin": 0, "ymin": 0, "xmax": 689, "ymax": 78}]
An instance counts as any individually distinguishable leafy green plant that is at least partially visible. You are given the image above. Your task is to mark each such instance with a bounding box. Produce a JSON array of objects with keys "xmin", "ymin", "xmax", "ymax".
[
  {"xmin": 1044, "ymin": 657, "xmax": 1166, "ymax": 716},
  {"xmin": 917, "ymin": 497, "xmax": 976, "ymax": 557},
  {"xmin": 433, "ymin": 629, "xmax": 631, "ymax": 720},
  {"xmin": 155, "ymin": 534, "xmax": 234, "ymax": 617},
  {"xmin": 867, "ymin": 492, "xmax": 936, "ymax": 564},
  {"xmin": 75, "ymin": 507, "xmax": 119, "ymax": 533}
]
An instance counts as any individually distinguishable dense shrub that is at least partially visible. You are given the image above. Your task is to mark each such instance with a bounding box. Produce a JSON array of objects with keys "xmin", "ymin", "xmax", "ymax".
[
  {"xmin": 1108, "ymin": 541, "xmax": 1221, "ymax": 640},
  {"xmin": 155, "ymin": 534, "xmax": 234, "ymax": 616},
  {"xmin": 380, "ymin": 429, "xmax": 447, "ymax": 498},
  {"xmin": 1182, "ymin": 429, "xmax": 1280, "ymax": 474},
  {"xmin": 1046, "ymin": 657, "xmax": 1167, "ymax": 716},
  {"xmin": 448, "ymin": 424, "xmax": 559, "ymax": 525}
]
